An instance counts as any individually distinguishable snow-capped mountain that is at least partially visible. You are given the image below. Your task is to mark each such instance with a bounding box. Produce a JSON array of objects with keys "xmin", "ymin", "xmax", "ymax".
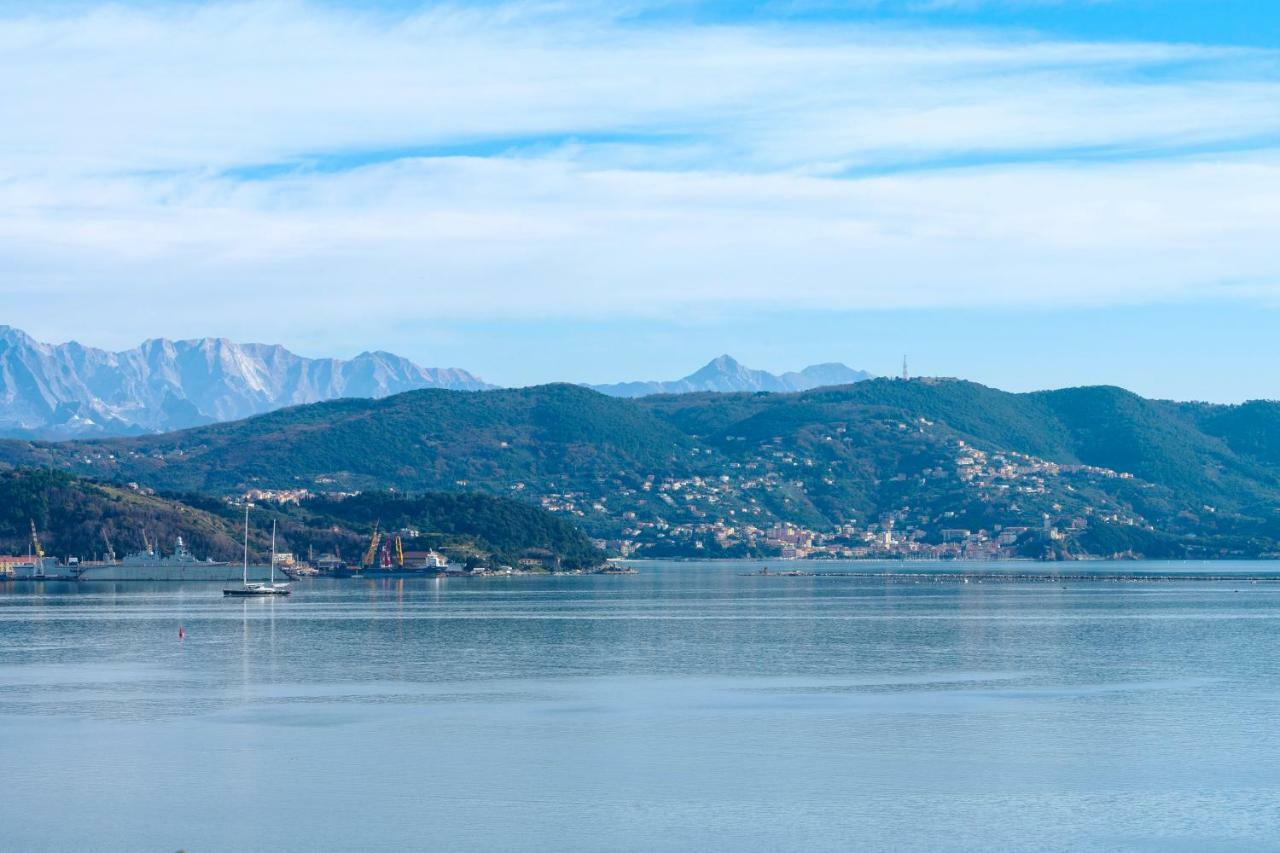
[
  {"xmin": 0, "ymin": 326, "xmax": 492, "ymax": 438},
  {"xmin": 589, "ymin": 355, "xmax": 873, "ymax": 397}
]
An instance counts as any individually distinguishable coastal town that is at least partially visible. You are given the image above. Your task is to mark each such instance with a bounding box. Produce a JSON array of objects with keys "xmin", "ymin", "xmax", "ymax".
[
  {"xmin": 32, "ymin": 410, "xmax": 1185, "ymax": 563},
  {"xmin": 533, "ymin": 436, "xmax": 1148, "ymax": 560},
  {"xmin": 196, "ymin": 433, "xmax": 1153, "ymax": 562}
]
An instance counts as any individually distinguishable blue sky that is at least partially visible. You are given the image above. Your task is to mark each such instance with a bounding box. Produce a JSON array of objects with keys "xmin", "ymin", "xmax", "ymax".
[{"xmin": 1, "ymin": 0, "xmax": 1279, "ymax": 400}]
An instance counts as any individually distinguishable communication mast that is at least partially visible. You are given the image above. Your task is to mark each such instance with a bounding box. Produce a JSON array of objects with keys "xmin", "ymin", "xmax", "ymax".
[{"xmin": 901, "ymin": 355, "xmax": 909, "ymax": 381}]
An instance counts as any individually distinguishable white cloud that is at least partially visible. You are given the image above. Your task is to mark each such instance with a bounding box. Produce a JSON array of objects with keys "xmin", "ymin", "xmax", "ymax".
[
  {"xmin": 1, "ymin": 0, "xmax": 1278, "ymax": 346},
  {"xmin": 1, "ymin": 1, "xmax": 1271, "ymax": 174},
  {"xmin": 7, "ymin": 153, "xmax": 1279, "ymax": 320}
]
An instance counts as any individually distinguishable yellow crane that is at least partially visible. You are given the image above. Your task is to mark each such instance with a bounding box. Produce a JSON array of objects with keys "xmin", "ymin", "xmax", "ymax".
[
  {"xmin": 361, "ymin": 523, "xmax": 382, "ymax": 568},
  {"xmin": 394, "ymin": 535, "xmax": 404, "ymax": 568}
]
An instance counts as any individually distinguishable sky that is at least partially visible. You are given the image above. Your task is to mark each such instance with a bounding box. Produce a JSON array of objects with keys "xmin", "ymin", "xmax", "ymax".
[{"xmin": 1, "ymin": 0, "xmax": 1279, "ymax": 401}]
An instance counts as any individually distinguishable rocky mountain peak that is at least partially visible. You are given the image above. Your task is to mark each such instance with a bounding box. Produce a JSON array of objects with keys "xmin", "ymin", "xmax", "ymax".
[
  {"xmin": 0, "ymin": 328, "xmax": 493, "ymax": 439},
  {"xmin": 590, "ymin": 356, "xmax": 874, "ymax": 398}
]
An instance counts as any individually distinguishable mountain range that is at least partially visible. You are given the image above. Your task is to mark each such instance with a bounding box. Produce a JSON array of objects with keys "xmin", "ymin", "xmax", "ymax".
[
  {"xmin": 0, "ymin": 327, "xmax": 874, "ymax": 438},
  {"xmin": 5, "ymin": 378, "xmax": 1280, "ymax": 558},
  {"xmin": 0, "ymin": 326, "xmax": 491, "ymax": 438},
  {"xmin": 588, "ymin": 355, "xmax": 872, "ymax": 397}
]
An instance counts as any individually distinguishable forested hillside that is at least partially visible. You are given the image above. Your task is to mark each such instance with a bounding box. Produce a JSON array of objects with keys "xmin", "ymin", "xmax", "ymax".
[
  {"xmin": 0, "ymin": 384, "xmax": 691, "ymax": 494},
  {"xmin": 5, "ymin": 378, "xmax": 1280, "ymax": 558},
  {"xmin": 0, "ymin": 470, "xmax": 604, "ymax": 568}
]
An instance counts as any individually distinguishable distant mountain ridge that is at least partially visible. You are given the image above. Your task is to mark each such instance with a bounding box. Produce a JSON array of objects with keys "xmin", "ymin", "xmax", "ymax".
[
  {"xmin": 590, "ymin": 355, "xmax": 873, "ymax": 397},
  {"xmin": 0, "ymin": 327, "xmax": 877, "ymax": 438},
  {"xmin": 0, "ymin": 326, "xmax": 492, "ymax": 438}
]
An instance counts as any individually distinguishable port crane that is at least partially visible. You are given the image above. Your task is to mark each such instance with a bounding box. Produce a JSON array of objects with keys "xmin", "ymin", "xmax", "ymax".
[
  {"xmin": 29, "ymin": 521, "xmax": 46, "ymax": 578},
  {"xmin": 361, "ymin": 522, "xmax": 382, "ymax": 569},
  {"xmin": 30, "ymin": 520, "xmax": 45, "ymax": 561},
  {"xmin": 360, "ymin": 523, "xmax": 407, "ymax": 571}
]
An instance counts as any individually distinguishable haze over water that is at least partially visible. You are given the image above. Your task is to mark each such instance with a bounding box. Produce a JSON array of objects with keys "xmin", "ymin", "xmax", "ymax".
[{"xmin": 4, "ymin": 560, "xmax": 1280, "ymax": 851}]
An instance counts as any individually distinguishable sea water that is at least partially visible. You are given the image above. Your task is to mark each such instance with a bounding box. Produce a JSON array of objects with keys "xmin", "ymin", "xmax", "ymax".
[{"xmin": 3, "ymin": 560, "xmax": 1280, "ymax": 851}]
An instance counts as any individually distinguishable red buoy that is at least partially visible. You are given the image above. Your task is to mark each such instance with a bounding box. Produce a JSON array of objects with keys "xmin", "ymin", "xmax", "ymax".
[{"xmin": 178, "ymin": 626, "xmax": 185, "ymax": 640}]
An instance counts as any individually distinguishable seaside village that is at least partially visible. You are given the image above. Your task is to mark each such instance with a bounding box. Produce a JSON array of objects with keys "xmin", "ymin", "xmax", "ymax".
[
  {"xmin": 544, "ymin": 438, "xmax": 1143, "ymax": 561},
  {"xmin": 3, "ymin": 434, "xmax": 1146, "ymax": 576}
]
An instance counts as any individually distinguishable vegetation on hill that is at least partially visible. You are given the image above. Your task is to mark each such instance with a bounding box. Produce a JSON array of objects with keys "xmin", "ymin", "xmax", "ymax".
[
  {"xmin": 0, "ymin": 469, "xmax": 604, "ymax": 568},
  {"xmin": 5, "ymin": 378, "xmax": 1280, "ymax": 558},
  {"xmin": 281, "ymin": 491, "xmax": 605, "ymax": 569},
  {"xmin": 0, "ymin": 384, "xmax": 692, "ymax": 495},
  {"xmin": 0, "ymin": 469, "xmax": 251, "ymax": 561}
]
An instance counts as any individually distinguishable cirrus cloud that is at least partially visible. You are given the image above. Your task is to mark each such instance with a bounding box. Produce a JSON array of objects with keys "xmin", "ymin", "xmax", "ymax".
[{"xmin": 1, "ymin": 0, "xmax": 1278, "ymax": 349}]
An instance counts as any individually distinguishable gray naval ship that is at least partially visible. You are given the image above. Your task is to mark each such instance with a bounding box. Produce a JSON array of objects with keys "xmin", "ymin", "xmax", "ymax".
[{"xmin": 75, "ymin": 536, "xmax": 276, "ymax": 582}]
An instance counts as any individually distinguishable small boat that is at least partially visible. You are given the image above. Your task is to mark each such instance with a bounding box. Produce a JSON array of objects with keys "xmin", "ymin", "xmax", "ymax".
[
  {"xmin": 224, "ymin": 508, "xmax": 291, "ymax": 597},
  {"xmin": 223, "ymin": 582, "xmax": 289, "ymax": 597}
]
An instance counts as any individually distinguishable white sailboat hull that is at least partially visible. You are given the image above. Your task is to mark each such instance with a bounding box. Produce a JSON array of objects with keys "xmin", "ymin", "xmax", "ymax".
[{"xmin": 223, "ymin": 584, "xmax": 290, "ymax": 597}]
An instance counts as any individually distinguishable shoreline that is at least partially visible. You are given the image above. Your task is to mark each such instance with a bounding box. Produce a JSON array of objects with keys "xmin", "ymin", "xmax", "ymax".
[{"xmin": 617, "ymin": 555, "xmax": 1279, "ymax": 564}]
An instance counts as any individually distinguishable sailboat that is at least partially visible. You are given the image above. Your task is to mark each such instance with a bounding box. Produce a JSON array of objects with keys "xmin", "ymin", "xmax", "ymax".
[
  {"xmin": 265, "ymin": 519, "xmax": 291, "ymax": 594},
  {"xmin": 224, "ymin": 506, "xmax": 291, "ymax": 597}
]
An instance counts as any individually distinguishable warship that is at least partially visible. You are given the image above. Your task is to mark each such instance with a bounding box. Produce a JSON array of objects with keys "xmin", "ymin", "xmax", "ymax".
[{"xmin": 75, "ymin": 535, "xmax": 276, "ymax": 582}]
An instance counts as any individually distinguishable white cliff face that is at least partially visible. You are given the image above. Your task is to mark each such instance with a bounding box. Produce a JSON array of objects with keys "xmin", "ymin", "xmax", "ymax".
[
  {"xmin": 0, "ymin": 327, "xmax": 492, "ymax": 438},
  {"xmin": 590, "ymin": 355, "xmax": 873, "ymax": 398}
]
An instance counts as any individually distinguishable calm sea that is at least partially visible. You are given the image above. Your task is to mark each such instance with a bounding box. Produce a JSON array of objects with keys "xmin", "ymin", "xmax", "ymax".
[{"xmin": 4, "ymin": 560, "xmax": 1280, "ymax": 852}]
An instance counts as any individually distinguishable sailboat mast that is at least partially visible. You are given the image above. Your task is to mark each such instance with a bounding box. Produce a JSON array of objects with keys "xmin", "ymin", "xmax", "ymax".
[
  {"xmin": 243, "ymin": 503, "xmax": 250, "ymax": 585},
  {"xmin": 270, "ymin": 520, "xmax": 277, "ymax": 585}
]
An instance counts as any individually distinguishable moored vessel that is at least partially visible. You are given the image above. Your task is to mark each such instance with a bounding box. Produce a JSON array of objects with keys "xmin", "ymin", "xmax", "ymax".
[
  {"xmin": 76, "ymin": 535, "xmax": 275, "ymax": 582},
  {"xmin": 224, "ymin": 509, "xmax": 290, "ymax": 597}
]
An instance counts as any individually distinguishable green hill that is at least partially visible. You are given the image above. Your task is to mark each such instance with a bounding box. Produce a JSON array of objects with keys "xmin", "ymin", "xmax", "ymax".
[
  {"xmin": 0, "ymin": 469, "xmax": 249, "ymax": 562},
  {"xmin": 0, "ymin": 469, "xmax": 604, "ymax": 568},
  {"xmin": 0, "ymin": 384, "xmax": 691, "ymax": 495},
  {"xmin": 5, "ymin": 378, "xmax": 1280, "ymax": 558}
]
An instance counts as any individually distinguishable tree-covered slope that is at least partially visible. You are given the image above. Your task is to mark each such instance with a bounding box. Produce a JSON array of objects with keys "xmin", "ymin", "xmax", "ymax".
[
  {"xmin": 0, "ymin": 469, "xmax": 248, "ymax": 562},
  {"xmin": 5, "ymin": 378, "xmax": 1280, "ymax": 556},
  {"xmin": 642, "ymin": 379, "xmax": 1280, "ymax": 511},
  {"xmin": 289, "ymin": 491, "xmax": 604, "ymax": 568},
  {"xmin": 0, "ymin": 469, "xmax": 604, "ymax": 568},
  {"xmin": 0, "ymin": 384, "xmax": 692, "ymax": 494}
]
